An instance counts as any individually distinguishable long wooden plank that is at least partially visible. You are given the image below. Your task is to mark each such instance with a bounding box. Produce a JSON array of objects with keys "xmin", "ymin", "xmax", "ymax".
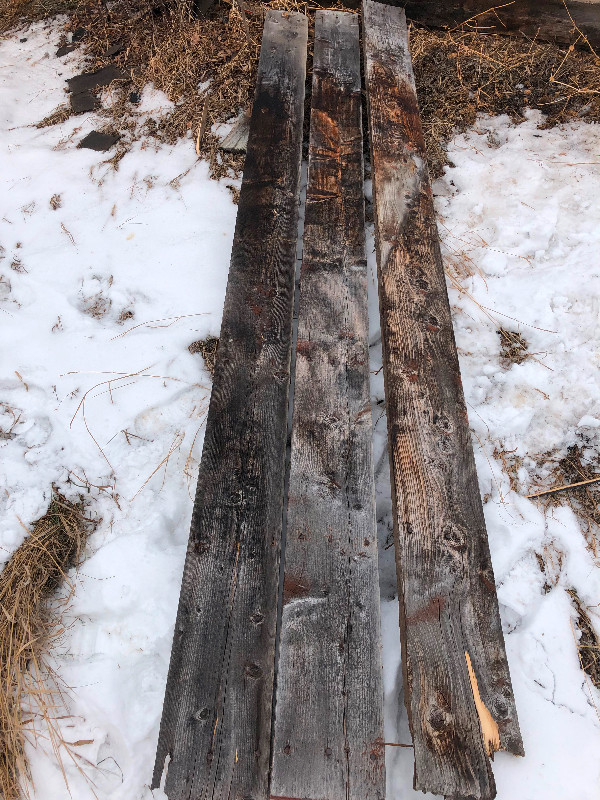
[
  {"xmin": 324, "ymin": 0, "xmax": 600, "ymax": 50},
  {"xmin": 362, "ymin": 3, "xmax": 524, "ymax": 799},
  {"xmin": 401, "ymin": 0, "xmax": 600, "ymax": 51},
  {"xmin": 270, "ymin": 11, "xmax": 386, "ymax": 800},
  {"xmin": 152, "ymin": 11, "xmax": 307, "ymax": 799}
]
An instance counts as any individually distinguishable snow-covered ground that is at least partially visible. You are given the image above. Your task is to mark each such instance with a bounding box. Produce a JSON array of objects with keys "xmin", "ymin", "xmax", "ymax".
[{"xmin": 1, "ymin": 18, "xmax": 599, "ymax": 800}]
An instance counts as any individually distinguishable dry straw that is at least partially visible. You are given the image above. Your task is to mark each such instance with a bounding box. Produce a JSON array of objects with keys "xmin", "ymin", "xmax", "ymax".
[{"xmin": 0, "ymin": 493, "xmax": 91, "ymax": 800}]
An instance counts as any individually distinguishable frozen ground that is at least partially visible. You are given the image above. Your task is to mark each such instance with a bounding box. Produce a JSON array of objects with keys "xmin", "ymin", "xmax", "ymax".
[{"xmin": 1, "ymin": 18, "xmax": 599, "ymax": 800}]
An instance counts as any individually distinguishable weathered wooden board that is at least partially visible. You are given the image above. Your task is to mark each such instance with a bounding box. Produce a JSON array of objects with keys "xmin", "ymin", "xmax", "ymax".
[
  {"xmin": 332, "ymin": 0, "xmax": 600, "ymax": 50},
  {"xmin": 362, "ymin": 2, "xmax": 524, "ymax": 799},
  {"xmin": 401, "ymin": 0, "xmax": 600, "ymax": 50},
  {"xmin": 220, "ymin": 107, "xmax": 251, "ymax": 153},
  {"xmin": 152, "ymin": 11, "xmax": 307, "ymax": 800},
  {"xmin": 270, "ymin": 11, "xmax": 386, "ymax": 800}
]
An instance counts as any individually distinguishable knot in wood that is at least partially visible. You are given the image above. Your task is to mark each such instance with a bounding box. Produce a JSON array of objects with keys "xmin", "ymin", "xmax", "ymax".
[
  {"xmin": 192, "ymin": 707, "xmax": 210, "ymax": 722},
  {"xmin": 433, "ymin": 412, "xmax": 452, "ymax": 433},
  {"xmin": 192, "ymin": 537, "xmax": 209, "ymax": 556},
  {"xmin": 427, "ymin": 705, "xmax": 452, "ymax": 733},
  {"xmin": 442, "ymin": 524, "xmax": 467, "ymax": 553},
  {"xmin": 424, "ymin": 314, "xmax": 441, "ymax": 333},
  {"xmin": 244, "ymin": 662, "xmax": 263, "ymax": 679}
]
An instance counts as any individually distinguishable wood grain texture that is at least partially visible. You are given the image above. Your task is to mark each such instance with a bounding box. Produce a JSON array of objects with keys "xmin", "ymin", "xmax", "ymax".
[
  {"xmin": 152, "ymin": 11, "xmax": 307, "ymax": 800},
  {"xmin": 401, "ymin": 0, "xmax": 600, "ymax": 51},
  {"xmin": 270, "ymin": 11, "xmax": 386, "ymax": 800},
  {"xmin": 325, "ymin": 0, "xmax": 600, "ymax": 50},
  {"xmin": 362, "ymin": 3, "xmax": 524, "ymax": 799}
]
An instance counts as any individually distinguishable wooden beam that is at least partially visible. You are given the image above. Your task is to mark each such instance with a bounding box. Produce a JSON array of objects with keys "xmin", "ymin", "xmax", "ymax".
[
  {"xmin": 331, "ymin": 0, "xmax": 600, "ymax": 50},
  {"xmin": 270, "ymin": 11, "xmax": 386, "ymax": 800},
  {"xmin": 362, "ymin": 3, "xmax": 524, "ymax": 799},
  {"xmin": 152, "ymin": 10, "xmax": 308, "ymax": 799},
  {"xmin": 400, "ymin": 0, "xmax": 600, "ymax": 50}
]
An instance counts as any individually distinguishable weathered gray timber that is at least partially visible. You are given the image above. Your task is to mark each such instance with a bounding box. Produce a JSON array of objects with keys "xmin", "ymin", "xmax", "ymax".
[
  {"xmin": 152, "ymin": 11, "xmax": 308, "ymax": 800},
  {"xmin": 220, "ymin": 107, "xmax": 251, "ymax": 153},
  {"xmin": 362, "ymin": 2, "xmax": 523, "ymax": 799},
  {"xmin": 270, "ymin": 11, "xmax": 386, "ymax": 800}
]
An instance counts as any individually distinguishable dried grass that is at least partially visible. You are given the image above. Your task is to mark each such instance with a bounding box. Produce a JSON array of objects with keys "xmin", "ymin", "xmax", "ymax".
[
  {"xmin": 35, "ymin": 106, "xmax": 71, "ymax": 129},
  {"xmin": 567, "ymin": 588, "xmax": 600, "ymax": 691},
  {"xmin": 188, "ymin": 335, "xmax": 219, "ymax": 376},
  {"xmin": 4, "ymin": 0, "xmax": 599, "ymax": 178},
  {"xmin": 411, "ymin": 23, "xmax": 600, "ymax": 176},
  {"xmin": 505, "ymin": 442, "xmax": 600, "ymax": 560},
  {"xmin": 0, "ymin": 0, "xmax": 78, "ymax": 33},
  {"xmin": 0, "ymin": 493, "xmax": 92, "ymax": 800},
  {"xmin": 498, "ymin": 327, "xmax": 529, "ymax": 365}
]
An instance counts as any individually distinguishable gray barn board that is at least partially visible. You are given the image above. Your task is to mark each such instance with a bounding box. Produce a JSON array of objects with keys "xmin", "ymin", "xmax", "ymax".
[
  {"xmin": 152, "ymin": 10, "xmax": 308, "ymax": 800},
  {"xmin": 270, "ymin": 11, "xmax": 386, "ymax": 800},
  {"xmin": 363, "ymin": 2, "xmax": 524, "ymax": 799}
]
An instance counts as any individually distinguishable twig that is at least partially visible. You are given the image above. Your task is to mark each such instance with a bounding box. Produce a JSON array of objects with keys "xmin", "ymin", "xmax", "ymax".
[
  {"xmin": 382, "ymin": 741, "xmax": 414, "ymax": 748},
  {"xmin": 526, "ymin": 475, "xmax": 600, "ymax": 499},
  {"xmin": 448, "ymin": 1, "xmax": 516, "ymax": 33}
]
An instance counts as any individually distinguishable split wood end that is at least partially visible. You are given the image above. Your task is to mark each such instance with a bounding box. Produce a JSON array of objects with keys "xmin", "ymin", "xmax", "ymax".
[{"xmin": 465, "ymin": 651, "xmax": 500, "ymax": 757}]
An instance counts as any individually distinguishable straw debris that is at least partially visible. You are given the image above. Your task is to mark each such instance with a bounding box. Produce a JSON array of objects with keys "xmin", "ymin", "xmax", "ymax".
[
  {"xmin": 567, "ymin": 588, "xmax": 600, "ymax": 691},
  {"xmin": 410, "ymin": 25, "xmax": 600, "ymax": 177},
  {"xmin": 4, "ymin": 0, "xmax": 599, "ymax": 178},
  {"xmin": 518, "ymin": 442, "xmax": 600, "ymax": 559},
  {"xmin": 189, "ymin": 335, "xmax": 219, "ymax": 376},
  {"xmin": 0, "ymin": 493, "xmax": 92, "ymax": 800},
  {"xmin": 498, "ymin": 328, "xmax": 529, "ymax": 366}
]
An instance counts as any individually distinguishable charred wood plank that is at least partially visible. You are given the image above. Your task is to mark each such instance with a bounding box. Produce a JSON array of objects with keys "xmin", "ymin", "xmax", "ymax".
[
  {"xmin": 270, "ymin": 11, "xmax": 386, "ymax": 800},
  {"xmin": 362, "ymin": 2, "xmax": 524, "ymax": 799},
  {"xmin": 152, "ymin": 10, "xmax": 308, "ymax": 800}
]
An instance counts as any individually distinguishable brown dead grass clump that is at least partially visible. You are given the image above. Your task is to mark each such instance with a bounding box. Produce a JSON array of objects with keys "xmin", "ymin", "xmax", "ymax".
[
  {"xmin": 550, "ymin": 444, "xmax": 600, "ymax": 558},
  {"xmin": 0, "ymin": 493, "xmax": 91, "ymax": 800},
  {"xmin": 51, "ymin": 0, "xmax": 319, "ymax": 179},
  {"xmin": 409, "ymin": 24, "xmax": 600, "ymax": 176},
  {"xmin": 567, "ymin": 588, "xmax": 600, "ymax": 691},
  {"xmin": 0, "ymin": 0, "xmax": 77, "ymax": 33},
  {"xmin": 189, "ymin": 335, "xmax": 219, "ymax": 376},
  {"xmin": 519, "ymin": 443, "xmax": 600, "ymax": 559},
  {"xmin": 35, "ymin": 105, "xmax": 71, "ymax": 129},
  {"xmin": 498, "ymin": 328, "xmax": 529, "ymax": 365}
]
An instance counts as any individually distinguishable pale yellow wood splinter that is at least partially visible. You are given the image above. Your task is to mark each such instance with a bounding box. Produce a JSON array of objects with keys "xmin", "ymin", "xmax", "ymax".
[{"xmin": 465, "ymin": 651, "xmax": 500, "ymax": 757}]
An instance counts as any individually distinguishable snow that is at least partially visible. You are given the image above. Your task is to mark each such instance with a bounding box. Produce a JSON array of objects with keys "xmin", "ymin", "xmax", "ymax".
[
  {"xmin": 1, "ymin": 19, "xmax": 237, "ymax": 799},
  {"xmin": 1, "ymin": 18, "xmax": 599, "ymax": 800}
]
